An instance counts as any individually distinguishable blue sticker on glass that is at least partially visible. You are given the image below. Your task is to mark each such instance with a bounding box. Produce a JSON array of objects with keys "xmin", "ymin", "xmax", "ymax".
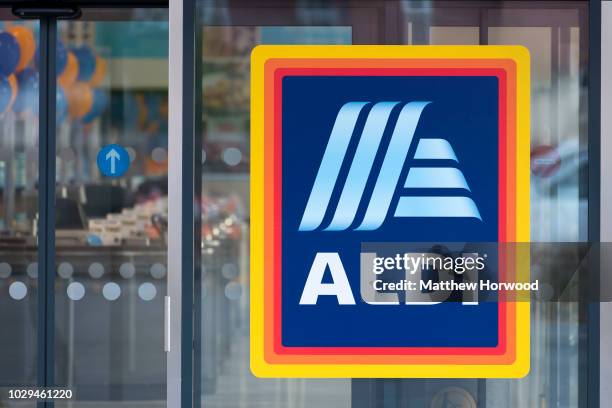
[{"xmin": 97, "ymin": 144, "xmax": 130, "ymax": 177}]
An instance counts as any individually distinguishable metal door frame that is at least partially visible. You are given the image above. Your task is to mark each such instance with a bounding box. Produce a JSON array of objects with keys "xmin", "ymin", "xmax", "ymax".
[{"xmin": 168, "ymin": 0, "xmax": 196, "ymax": 406}]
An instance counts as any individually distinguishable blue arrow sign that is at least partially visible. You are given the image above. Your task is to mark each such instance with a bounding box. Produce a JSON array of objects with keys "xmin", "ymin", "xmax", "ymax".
[{"xmin": 97, "ymin": 144, "xmax": 130, "ymax": 177}]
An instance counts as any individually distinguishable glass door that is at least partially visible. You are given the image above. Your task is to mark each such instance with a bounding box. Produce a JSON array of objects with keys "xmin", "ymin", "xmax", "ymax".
[
  {"xmin": 53, "ymin": 8, "xmax": 169, "ymax": 406},
  {"xmin": 1, "ymin": 4, "xmax": 171, "ymax": 407},
  {"xmin": 191, "ymin": 1, "xmax": 594, "ymax": 407},
  {"xmin": 0, "ymin": 11, "xmax": 40, "ymax": 407}
]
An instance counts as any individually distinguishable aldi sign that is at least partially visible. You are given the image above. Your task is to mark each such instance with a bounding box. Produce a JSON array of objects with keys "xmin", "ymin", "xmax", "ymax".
[{"xmin": 251, "ymin": 45, "xmax": 530, "ymax": 378}]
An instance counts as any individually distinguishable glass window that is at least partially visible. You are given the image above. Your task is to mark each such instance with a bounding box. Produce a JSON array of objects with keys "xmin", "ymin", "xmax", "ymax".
[
  {"xmin": 0, "ymin": 15, "xmax": 39, "ymax": 407},
  {"xmin": 53, "ymin": 9, "xmax": 169, "ymax": 406},
  {"xmin": 195, "ymin": 1, "xmax": 589, "ymax": 407}
]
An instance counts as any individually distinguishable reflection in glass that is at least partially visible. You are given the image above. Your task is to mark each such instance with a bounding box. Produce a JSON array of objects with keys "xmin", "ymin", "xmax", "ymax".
[
  {"xmin": 0, "ymin": 18, "xmax": 39, "ymax": 408},
  {"xmin": 53, "ymin": 10, "xmax": 169, "ymax": 406},
  {"xmin": 197, "ymin": 1, "xmax": 588, "ymax": 408}
]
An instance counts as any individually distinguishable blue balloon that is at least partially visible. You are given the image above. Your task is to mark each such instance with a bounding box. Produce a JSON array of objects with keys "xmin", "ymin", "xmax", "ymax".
[
  {"xmin": 144, "ymin": 94, "xmax": 162, "ymax": 122},
  {"xmin": 0, "ymin": 32, "xmax": 21, "ymax": 76},
  {"xmin": 12, "ymin": 67, "xmax": 67, "ymax": 121},
  {"xmin": 82, "ymin": 88, "xmax": 108, "ymax": 123},
  {"xmin": 56, "ymin": 86, "xmax": 67, "ymax": 123},
  {"xmin": 13, "ymin": 67, "xmax": 38, "ymax": 114},
  {"xmin": 0, "ymin": 76, "xmax": 13, "ymax": 113},
  {"xmin": 71, "ymin": 46, "xmax": 96, "ymax": 82},
  {"xmin": 56, "ymin": 41, "xmax": 68, "ymax": 75},
  {"xmin": 34, "ymin": 40, "xmax": 68, "ymax": 76}
]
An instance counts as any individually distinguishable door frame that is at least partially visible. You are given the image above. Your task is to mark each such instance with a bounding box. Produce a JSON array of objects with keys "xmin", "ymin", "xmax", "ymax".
[{"xmin": 168, "ymin": 0, "xmax": 195, "ymax": 407}]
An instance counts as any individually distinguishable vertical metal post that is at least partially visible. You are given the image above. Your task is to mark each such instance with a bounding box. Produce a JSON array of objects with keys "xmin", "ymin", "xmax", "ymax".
[
  {"xmin": 168, "ymin": 0, "xmax": 196, "ymax": 406},
  {"xmin": 167, "ymin": 0, "xmax": 184, "ymax": 403},
  {"xmin": 193, "ymin": 1, "xmax": 204, "ymax": 403},
  {"xmin": 38, "ymin": 15, "xmax": 57, "ymax": 408},
  {"xmin": 600, "ymin": 4, "xmax": 612, "ymax": 407},
  {"xmin": 181, "ymin": 0, "xmax": 196, "ymax": 403},
  {"xmin": 586, "ymin": 2, "xmax": 601, "ymax": 407}
]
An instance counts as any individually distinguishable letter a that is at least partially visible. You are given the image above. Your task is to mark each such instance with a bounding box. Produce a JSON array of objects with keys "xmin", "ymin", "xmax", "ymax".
[{"xmin": 299, "ymin": 253, "xmax": 356, "ymax": 305}]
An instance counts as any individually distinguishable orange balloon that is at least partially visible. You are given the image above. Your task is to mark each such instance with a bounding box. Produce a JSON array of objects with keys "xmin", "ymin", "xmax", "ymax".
[
  {"xmin": 8, "ymin": 25, "xmax": 35, "ymax": 72},
  {"xmin": 66, "ymin": 82, "xmax": 93, "ymax": 119},
  {"xmin": 89, "ymin": 56, "xmax": 106, "ymax": 87},
  {"xmin": 7, "ymin": 74, "xmax": 17, "ymax": 112},
  {"xmin": 58, "ymin": 52, "xmax": 78, "ymax": 88}
]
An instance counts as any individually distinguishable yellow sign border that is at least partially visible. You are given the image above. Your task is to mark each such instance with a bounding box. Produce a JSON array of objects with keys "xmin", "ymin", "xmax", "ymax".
[{"xmin": 250, "ymin": 45, "xmax": 530, "ymax": 378}]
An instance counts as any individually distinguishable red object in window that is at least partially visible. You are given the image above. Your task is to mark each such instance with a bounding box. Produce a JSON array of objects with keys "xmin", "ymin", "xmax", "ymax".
[{"xmin": 531, "ymin": 145, "xmax": 561, "ymax": 178}]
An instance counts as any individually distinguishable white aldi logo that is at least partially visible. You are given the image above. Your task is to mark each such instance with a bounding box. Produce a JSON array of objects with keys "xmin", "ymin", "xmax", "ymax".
[{"xmin": 299, "ymin": 101, "xmax": 481, "ymax": 232}]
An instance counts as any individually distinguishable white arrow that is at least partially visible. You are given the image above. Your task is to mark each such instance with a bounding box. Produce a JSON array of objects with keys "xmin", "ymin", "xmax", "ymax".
[{"xmin": 105, "ymin": 148, "xmax": 121, "ymax": 174}]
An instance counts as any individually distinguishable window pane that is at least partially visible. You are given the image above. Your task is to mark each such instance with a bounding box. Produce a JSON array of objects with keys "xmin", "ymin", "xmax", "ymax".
[
  {"xmin": 54, "ymin": 9, "xmax": 169, "ymax": 406},
  {"xmin": 196, "ymin": 1, "xmax": 588, "ymax": 408},
  {"xmin": 0, "ymin": 16, "xmax": 39, "ymax": 408}
]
